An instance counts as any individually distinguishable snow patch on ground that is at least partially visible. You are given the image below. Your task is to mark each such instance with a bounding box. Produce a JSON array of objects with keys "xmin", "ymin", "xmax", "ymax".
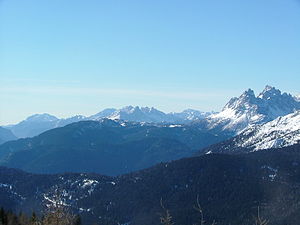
[
  {"xmin": 81, "ymin": 179, "xmax": 99, "ymax": 188},
  {"xmin": 261, "ymin": 165, "xmax": 278, "ymax": 181}
]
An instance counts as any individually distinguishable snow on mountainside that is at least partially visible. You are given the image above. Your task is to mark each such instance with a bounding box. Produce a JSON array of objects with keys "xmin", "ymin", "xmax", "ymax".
[
  {"xmin": 206, "ymin": 85, "xmax": 300, "ymax": 133},
  {"xmin": 89, "ymin": 106, "xmax": 210, "ymax": 123},
  {"xmin": 88, "ymin": 108, "xmax": 117, "ymax": 120},
  {"xmin": 239, "ymin": 110, "xmax": 300, "ymax": 150},
  {"xmin": 203, "ymin": 110, "xmax": 300, "ymax": 154},
  {"xmin": 56, "ymin": 115, "xmax": 87, "ymax": 127},
  {"xmin": 106, "ymin": 106, "xmax": 173, "ymax": 123},
  {"xmin": 170, "ymin": 109, "xmax": 215, "ymax": 121},
  {"xmin": 89, "ymin": 106, "xmax": 214, "ymax": 123}
]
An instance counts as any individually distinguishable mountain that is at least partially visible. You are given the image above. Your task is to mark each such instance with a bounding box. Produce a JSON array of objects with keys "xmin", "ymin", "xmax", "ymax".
[
  {"xmin": 1, "ymin": 144, "xmax": 300, "ymax": 225},
  {"xmin": 4, "ymin": 86, "xmax": 298, "ymax": 139},
  {"xmin": 103, "ymin": 106, "xmax": 174, "ymax": 123},
  {"xmin": 88, "ymin": 108, "xmax": 117, "ymax": 120},
  {"xmin": 0, "ymin": 127, "xmax": 17, "ymax": 144},
  {"xmin": 6, "ymin": 113, "xmax": 85, "ymax": 138},
  {"xmin": 205, "ymin": 85, "xmax": 300, "ymax": 133},
  {"xmin": 89, "ymin": 106, "xmax": 214, "ymax": 123},
  {"xmin": 5, "ymin": 107, "xmax": 213, "ymax": 138},
  {"xmin": 170, "ymin": 109, "xmax": 215, "ymax": 121},
  {"xmin": 56, "ymin": 115, "xmax": 87, "ymax": 127},
  {"xmin": 202, "ymin": 110, "xmax": 300, "ymax": 154},
  {"xmin": 0, "ymin": 119, "xmax": 228, "ymax": 175}
]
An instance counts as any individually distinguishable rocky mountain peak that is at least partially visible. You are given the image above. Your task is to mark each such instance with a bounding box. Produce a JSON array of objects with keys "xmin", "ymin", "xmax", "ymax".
[
  {"xmin": 208, "ymin": 86, "xmax": 300, "ymax": 133},
  {"xmin": 258, "ymin": 85, "xmax": 282, "ymax": 100},
  {"xmin": 120, "ymin": 105, "xmax": 136, "ymax": 113},
  {"xmin": 223, "ymin": 88, "xmax": 256, "ymax": 112},
  {"xmin": 242, "ymin": 88, "xmax": 255, "ymax": 98}
]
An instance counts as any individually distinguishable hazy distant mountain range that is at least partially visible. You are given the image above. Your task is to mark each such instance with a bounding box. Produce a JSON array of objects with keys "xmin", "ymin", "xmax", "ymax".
[
  {"xmin": 4, "ymin": 114, "xmax": 86, "ymax": 138},
  {"xmin": 4, "ymin": 107, "xmax": 215, "ymax": 138}
]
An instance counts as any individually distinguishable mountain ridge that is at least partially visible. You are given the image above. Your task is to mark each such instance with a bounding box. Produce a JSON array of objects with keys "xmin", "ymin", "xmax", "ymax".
[
  {"xmin": 0, "ymin": 119, "xmax": 229, "ymax": 175},
  {"xmin": 0, "ymin": 127, "xmax": 17, "ymax": 144},
  {"xmin": 3, "ymin": 86, "xmax": 299, "ymax": 139},
  {"xmin": 1, "ymin": 144, "xmax": 300, "ymax": 225},
  {"xmin": 206, "ymin": 85, "xmax": 300, "ymax": 133}
]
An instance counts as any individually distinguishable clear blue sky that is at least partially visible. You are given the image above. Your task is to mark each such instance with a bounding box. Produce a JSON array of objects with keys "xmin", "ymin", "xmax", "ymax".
[{"xmin": 1, "ymin": 0, "xmax": 300, "ymax": 125}]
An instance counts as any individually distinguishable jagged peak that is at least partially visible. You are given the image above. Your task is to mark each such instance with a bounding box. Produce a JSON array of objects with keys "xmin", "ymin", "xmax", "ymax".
[
  {"xmin": 240, "ymin": 88, "xmax": 256, "ymax": 99},
  {"xmin": 120, "ymin": 105, "xmax": 135, "ymax": 111},
  {"xmin": 141, "ymin": 106, "xmax": 163, "ymax": 114},
  {"xmin": 243, "ymin": 88, "xmax": 255, "ymax": 95},
  {"xmin": 264, "ymin": 85, "xmax": 275, "ymax": 92},
  {"xmin": 119, "ymin": 106, "xmax": 163, "ymax": 114},
  {"xmin": 140, "ymin": 106, "xmax": 152, "ymax": 113},
  {"xmin": 119, "ymin": 105, "xmax": 145, "ymax": 113},
  {"xmin": 223, "ymin": 88, "xmax": 255, "ymax": 110},
  {"xmin": 258, "ymin": 85, "xmax": 282, "ymax": 99}
]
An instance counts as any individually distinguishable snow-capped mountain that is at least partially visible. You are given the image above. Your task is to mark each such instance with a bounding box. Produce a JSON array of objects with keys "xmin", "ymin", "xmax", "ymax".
[
  {"xmin": 203, "ymin": 110, "xmax": 300, "ymax": 154},
  {"xmin": 56, "ymin": 115, "xmax": 87, "ymax": 127},
  {"xmin": 239, "ymin": 110, "xmax": 300, "ymax": 150},
  {"xmin": 170, "ymin": 109, "xmax": 215, "ymax": 121},
  {"xmin": 88, "ymin": 108, "xmax": 117, "ymax": 120},
  {"xmin": 206, "ymin": 85, "xmax": 300, "ymax": 133},
  {"xmin": 88, "ymin": 106, "xmax": 213, "ymax": 123},
  {"xmin": 104, "ymin": 106, "xmax": 173, "ymax": 123}
]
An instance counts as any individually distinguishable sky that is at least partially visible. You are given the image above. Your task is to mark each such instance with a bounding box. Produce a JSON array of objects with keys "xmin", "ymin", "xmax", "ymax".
[{"xmin": 1, "ymin": 0, "xmax": 300, "ymax": 125}]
